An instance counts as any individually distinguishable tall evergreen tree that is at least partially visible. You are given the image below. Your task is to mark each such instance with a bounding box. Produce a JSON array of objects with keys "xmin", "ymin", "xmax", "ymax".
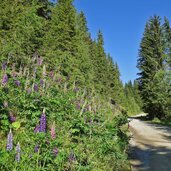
[
  {"xmin": 43, "ymin": 0, "xmax": 77, "ymax": 78},
  {"xmin": 92, "ymin": 31, "xmax": 108, "ymax": 95},
  {"xmin": 137, "ymin": 15, "xmax": 167, "ymax": 119},
  {"xmin": 0, "ymin": 0, "xmax": 45, "ymax": 65},
  {"xmin": 74, "ymin": 12, "xmax": 94, "ymax": 89}
]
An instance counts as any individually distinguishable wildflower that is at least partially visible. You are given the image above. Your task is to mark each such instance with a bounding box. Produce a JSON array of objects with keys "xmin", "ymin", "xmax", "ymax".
[
  {"xmin": 40, "ymin": 79, "xmax": 44, "ymax": 87},
  {"xmin": 15, "ymin": 142, "xmax": 21, "ymax": 162},
  {"xmin": 2, "ymin": 73, "xmax": 8, "ymax": 85},
  {"xmin": 9, "ymin": 112, "xmax": 16, "ymax": 122},
  {"xmin": 34, "ymin": 84, "xmax": 39, "ymax": 92},
  {"xmin": 34, "ymin": 145, "xmax": 39, "ymax": 153},
  {"xmin": 69, "ymin": 151, "xmax": 76, "ymax": 162},
  {"xmin": 14, "ymin": 80, "xmax": 20, "ymax": 87},
  {"xmin": 39, "ymin": 108, "xmax": 46, "ymax": 132},
  {"xmin": 34, "ymin": 124, "xmax": 40, "ymax": 133},
  {"xmin": 2, "ymin": 62, "xmax": 7, "ymax": 70},
  {"xmin": 53, "ymin": 148, "xmax": 59, "ymax": 157},
  {"xmin": 3, "ymin": 101, "xmax": 8, "ymax": 108},
  {"xmin": 50, "ymin": 122, "xmax": 56, "ymax": 140},
  {"xmin": 6, "ymin": 129, "xmax": 13, "ymax": 151},
  {"xmin": 37, "ymin": 57, "xmax": 43, "ymax": 66}
]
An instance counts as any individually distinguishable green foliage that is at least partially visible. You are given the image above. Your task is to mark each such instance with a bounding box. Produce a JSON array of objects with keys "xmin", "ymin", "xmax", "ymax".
[
  {"xmin": 0, "ymin": 0, "xmax": 45, "ymax": 64},
  {"xmin": 123, "ymin": 81, "xmax": 142, "ymax": 116},
  {"xmin": 0, "ymin": 61, "xmax": 128, "ymax": 170},
  {"xmin": 0, "ymin": 0, "xmax": 130, "ymax": 170},
  {"xmin": 137, "ymin": 15, "xmax": 171, "ymax": 119}
]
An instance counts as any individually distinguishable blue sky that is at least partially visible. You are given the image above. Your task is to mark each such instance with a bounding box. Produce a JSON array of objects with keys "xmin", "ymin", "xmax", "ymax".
[{"xmin": 74, "ymin": 0, "xmax": 171, "ymax": 83}]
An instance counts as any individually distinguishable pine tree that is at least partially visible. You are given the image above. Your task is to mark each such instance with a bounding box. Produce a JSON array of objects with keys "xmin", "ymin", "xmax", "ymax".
[
  {"xmin": 137, "ymin": 15, "xmax": 167, "ymax": 119},
  {"xmin": 74, "ymin": 11, "xmax": 94, "ymax": 89},
  {"xmin": 43, "ymin": 0, "xmax": 77, "ymax": 79},
  {"xmin": 92, "ymin": 31, "xmax": 108, "ymax": 95},
  {"xmin": 0, "ymin": 0, "xmax": 45, "ymax": 65}
]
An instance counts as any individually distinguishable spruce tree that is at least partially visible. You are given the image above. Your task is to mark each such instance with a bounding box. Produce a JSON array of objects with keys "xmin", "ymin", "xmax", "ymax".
[
  {"xmin": 0, "ymin": 0, "xmax": 45, "ymax": 65},
  {"xmin": 43, "ymin": 0, "xmax": 77, "ymax": 79},
  {"xmin": 93, "ymin": 31, "xmax": 108, "ymax": 95},
  {"xmin": 137, "ymin": 15, "xmax": 167, "ymax": 119},
  {"xmin": 74, "ymin": 12, "xmax": 94, "ymax": 89}
]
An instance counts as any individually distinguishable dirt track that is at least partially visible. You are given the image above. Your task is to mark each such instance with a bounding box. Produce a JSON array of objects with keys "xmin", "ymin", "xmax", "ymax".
[{"xmin": 129, "ymin": 119, "xmax": 171, "ymax": 171}]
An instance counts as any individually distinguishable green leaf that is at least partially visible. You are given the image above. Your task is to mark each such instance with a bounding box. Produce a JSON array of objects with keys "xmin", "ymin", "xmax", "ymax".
[{"xmin": 12, "ymin": 121, "xmax": 21, "ymax": 130}]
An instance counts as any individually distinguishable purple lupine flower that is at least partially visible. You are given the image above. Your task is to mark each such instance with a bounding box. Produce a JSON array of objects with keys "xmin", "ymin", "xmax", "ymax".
[
  {"xmin": 2, "ymin": 73, "xmax": 8, "ymax": 85},
  {"xmin": 39, "ymin": 109, "xmax": 46, "ymax": 132},
  {"xmin": 53, "ymin": 148, "xmax": 59, "ymax": 157},
  {"xmin": 14, "ymin": 80, "xmax": 20, "ymax": 87},
  {"xmin": 6, "ymin": 129, "xmax": 13, "ymax": 151},
  {"xmin": 15, "ymin": 142, "xmax": 21, "ymax": 162},
  {"xmin": 34, "ymin": 124, "xmax": 40, "ymax": 133},
  {"xmin": 40, "ymin": 79, "xmax": 44, "ymax": 87},
  {"xmin": 34, "ymin": 145, "xmax": 39, "ymax": 153},
  {"xmin": 69, "ymin": 151, "xmax": 76, "ymax": 162},
  {"xmin": 34, "ymin": 84, "xmax": 39, "ymax": 92},
  {"xmin": 2, "ymin": 62, "xmax": 7, "ymax": 70},
  {"xmin": 3, "ymin": 101, "xmax": 8, "ymax": 108},
  {"xmin": 9, "ymin": 112, "xmax": 16, "ymax": 122},
  {"xmin": 37, "ymin": 57, "xmax": 43, "ymax": 66}
]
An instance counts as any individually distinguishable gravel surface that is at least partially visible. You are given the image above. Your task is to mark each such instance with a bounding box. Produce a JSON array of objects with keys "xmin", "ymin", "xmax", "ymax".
[{"xmin": 129, "ymin": 119, "xmax": 171, "ymax": 171}]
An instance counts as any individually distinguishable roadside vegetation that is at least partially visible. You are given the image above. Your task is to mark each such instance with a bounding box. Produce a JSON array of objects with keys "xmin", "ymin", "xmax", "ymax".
[{"xmin": 0, "ymin": 0, "xmax": 135, "ymax": 170}]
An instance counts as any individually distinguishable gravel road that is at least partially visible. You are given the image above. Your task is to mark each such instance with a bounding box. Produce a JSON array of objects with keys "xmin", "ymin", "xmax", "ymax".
[{"xmin": 129, "ymin": 119, "xmax": 171, "ymax": 171}]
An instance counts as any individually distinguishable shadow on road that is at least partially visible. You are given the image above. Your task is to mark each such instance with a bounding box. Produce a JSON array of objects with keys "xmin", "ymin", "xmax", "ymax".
[
  {"xmin": 129, "ymin": 142, "xmax": 171, "ymax": 171},
  {"xmin": 129, "ymin": 118, "xmax": 171, "ymax": 171}
]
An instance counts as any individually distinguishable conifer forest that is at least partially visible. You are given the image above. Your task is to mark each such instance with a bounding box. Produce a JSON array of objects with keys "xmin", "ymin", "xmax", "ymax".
[{"xmin": 1, "ymin": 0, "xmax": 171, "ymax": 171}]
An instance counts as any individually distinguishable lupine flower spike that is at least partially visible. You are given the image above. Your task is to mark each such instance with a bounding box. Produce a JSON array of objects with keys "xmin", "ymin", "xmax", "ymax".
[
  {"xmin": 53, "ymin": 147, "xmax": 58, "ymax": 157},
  {"xmin": 6, "ymin": 129, "xmax": 13, "ymax": 151},
  {"xmin": 2, "ymin": 73, "xmax": 8, "ymax": 86},
  {"xmin": 51, "ymin": 121, "xmax": 56, "ymax": 140},
  {"xmin": 69, "ymin": 151, "xmax": 76, "ymax": 162},
  {"xmin": 2, "ymin": 62, "xmax": 7, "ymax": 70},
  {"xmin": 34, "ymin": 144, "xmax": 39, "ymax": 153},
  {"xmin": 9, "ymin": 111, "xmax": 16, "ymax": 122},
  {"xmin": 37, "ymin": 57, "xmax": 43, "ymax": 66},
  {"xmin": 34, "ymin": 84, "xmax": 39, "ymax": 92},
  {"xmin": 40, "ymin": 108, "xmax": 46, "ymax": 132},
  {"xmin": 34, "ymin": 124, "xmax": 40, "ymax": 133},
  {"xmin": 14, "ymin": 80, "xmax": 20, "ymax": 87},
  {"xmin": 16, "ymin": 142, "xmax": 21, "ymax": 162}
]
